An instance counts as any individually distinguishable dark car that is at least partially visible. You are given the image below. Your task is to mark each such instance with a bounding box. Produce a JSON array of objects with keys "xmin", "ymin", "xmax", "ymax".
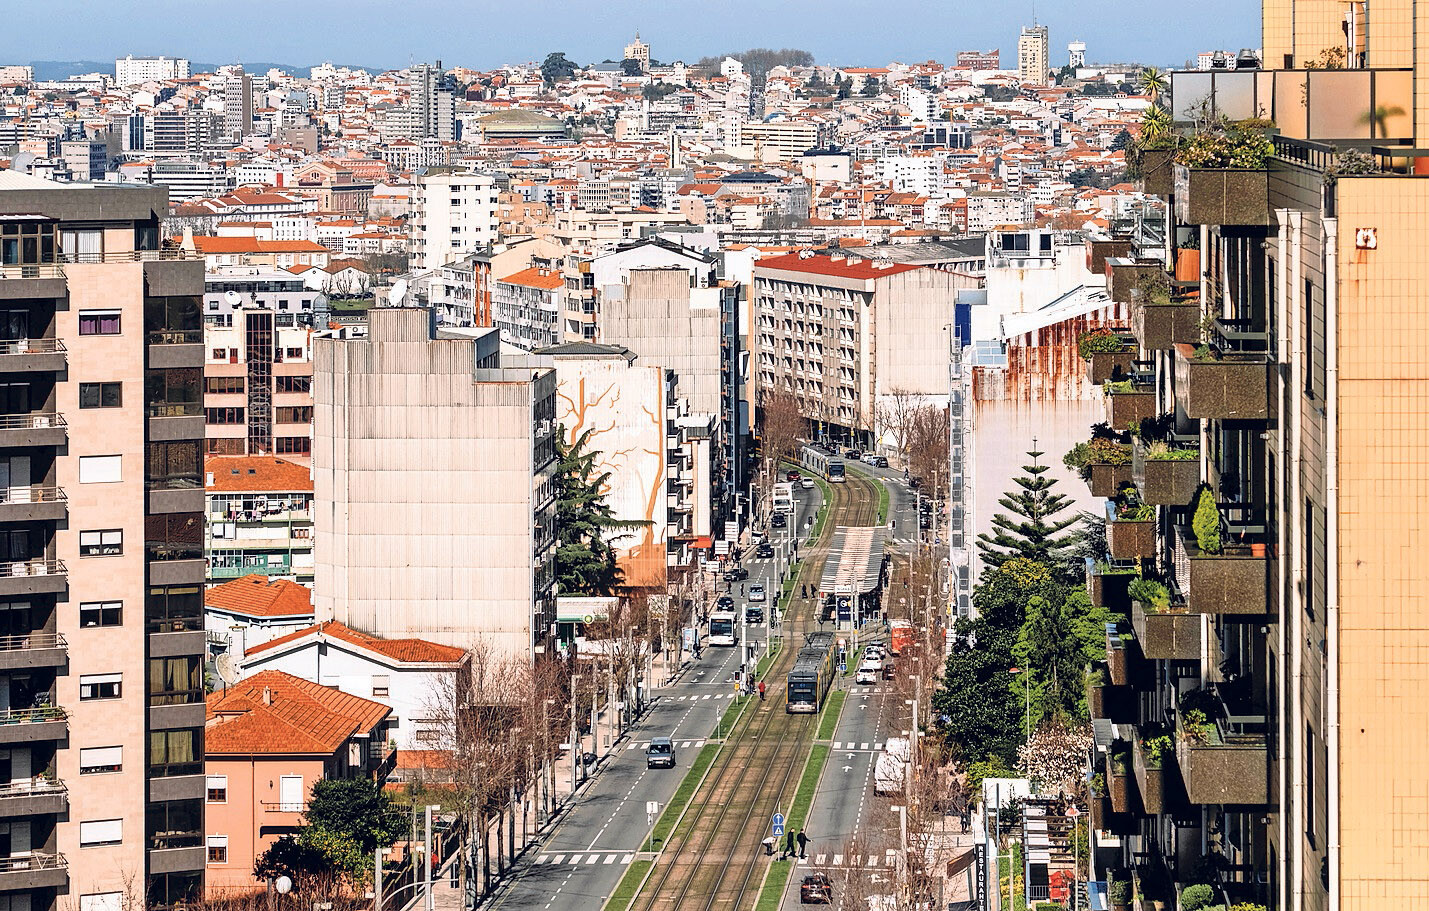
[
  {"xmin": 745, "ymin": 606, "xmax": 764, "ymax": 623},
  {"xmin": 724, "ymin": 566, "xmax": 749, "ymax": 582},
  {"xmin": 756, "ymin": 542, "xmax": 774, "ymax": 558},
  {"xmin": 771, "ymin": 513, "xmax": 787, "ymax": 528},
  {"xmin": 909, "ymin": 476, "xmax": 922, "ymax": 489},
  {"xmin": 800, "ymin": 873, "xmax": 833, "ymax": 904},
  {"xmin": 716, "ymin": 595, "xmax": 735, "ymax": 610},
  {"xmin": 786, "ymin": 470, "xmax": 801, "ymax": 481},
  {"xmin": 846, "ymin": 449, "xmax": 862, "ymax": 461},
  {"xmin": 874, "ymin": 456, "xmax": 889, "ymax": 468}
]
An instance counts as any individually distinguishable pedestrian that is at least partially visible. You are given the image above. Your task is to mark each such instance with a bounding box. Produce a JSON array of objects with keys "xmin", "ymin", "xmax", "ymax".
[
  {"xmin": 758, "ymin": 680, "xmax": 766, "ymax": 700},
  {"xmin": 801, "ymin": 583, "xmax": 808, "ymax": 599},
  {"xmin": 783, "ymin": 828, "xmax": 796, "ymax": 860},
  {"xmin": 796, "ymin": 828, "xmax": 809, "ymax": 859},
  {"xmin": 741, "ymin": 583, "xmax": 746, "ymax": 596}
]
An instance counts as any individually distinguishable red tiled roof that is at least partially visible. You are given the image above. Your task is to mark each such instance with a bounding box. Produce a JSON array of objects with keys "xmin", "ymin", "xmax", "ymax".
[
  {"xmin": 205, "ymin": 575, "xmax": 314, "ymax": 619},
  {"xmin": 206, "ymin": 456, "xmax": 313, "ymax": 493},
  {"xmin": 206, "ymin": 670, "xmax": 390, "ymax": 756},
  {"xmin": 755, "ymin": 253, "xmax": 924, "ymax": 281},
  {"xmin": 246, "ymin": 620, "xmax": 467, "ymax": 665},
  {"xmin": 189, "ymin": 237, "xmax": 330, "ymax": 254},
  {"xmin": 497, "ymin": 266, "xmax": 563, "ymax": 291}
]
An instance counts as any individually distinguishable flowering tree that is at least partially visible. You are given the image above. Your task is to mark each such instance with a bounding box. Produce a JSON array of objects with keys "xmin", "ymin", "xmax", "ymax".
[{"xmin": 1017, "ymin": 718, "xmax": 1093, "ymax": 795}]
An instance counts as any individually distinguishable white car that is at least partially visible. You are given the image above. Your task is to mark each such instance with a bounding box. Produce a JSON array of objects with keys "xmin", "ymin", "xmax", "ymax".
[
  {"xmin": 748, "ymin": 583, "xmax": 767, "ymax": 602},
  {"xmin": 855, "ymin": 659, "xmax": 881, "ymax": 684},
  {"xmin": 800, "ymin": 477, "xmax": 815, "ymax": 490},
  {"xmin": 864, "ymin": 644, "xmax": 886, "ymax": 661}
]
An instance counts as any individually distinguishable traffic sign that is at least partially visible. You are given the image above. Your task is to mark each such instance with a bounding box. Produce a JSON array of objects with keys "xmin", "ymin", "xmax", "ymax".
[
  {"xmin": 772, "ymin": 812, "xmax": 785, "ymax": 837},
  {"xmin": 839, "ymin": 663, "xmax": 847, "ymax": 674}
]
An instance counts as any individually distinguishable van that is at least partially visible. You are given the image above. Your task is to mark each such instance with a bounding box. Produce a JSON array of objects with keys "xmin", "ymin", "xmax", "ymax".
[{"xmin": 646, "ymin": 737, "xmax": 675, "ymax": 769}]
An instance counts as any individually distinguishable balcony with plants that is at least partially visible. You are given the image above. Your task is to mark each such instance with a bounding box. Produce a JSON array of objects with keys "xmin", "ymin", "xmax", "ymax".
[
  {"xmin": 1170, "ymin": 488, "xmax": 1268, "ymax": 615},
  {"xmin": 1105, "ymin": 256, "xmax": 1167, "ymax": 306},
  {"xmin": 1108, "ymin": 740, "xmax": 1134, "ymax": 813},
  {"xmin": 1173, "ymin": 319, "xmax": 1270, "ymax": 422},
  {"xmin": 1106, "ymin": 491, "xmax": 1156, "ymax": 561},
  {"xmin": 1104, "ymin": 622, "xmax": 1136, "ymax": 686},
  {"xmin": 1066, "ymin": 428, "xmax": 1133, "ymax": 497},
  {"xmin": 1132, "ymin": 725, "xmax": 1174, "ymax": 814},
  {"xmin": 1173, "ymin": 118, "xmax": 1276, "ymax": 226},
  {"xmin": 1131, "ymin": 434, "xmax": 1200, "ymax": 507},
  {"xmin": 1103, "ymin": 378, "xmax": 1157, "ymax": 429},
  {"xmin": 1128, "ymin": 269, "xmax": 1201, "ymax": 351},
  {"xmin": 1128, "ymin": 577, "xmax": 1204, "ymax": 661},
  {"xmin": 1086, "ymin": 557, "xmax": 1137, "ymax": 612},
  {"xmin": 1079, "ymin": 328, "xmax": 1138, "ymax": 384},
  {"xmin": 1174, "ymin": 684, "xmax": 1268, "ymax": 805}
]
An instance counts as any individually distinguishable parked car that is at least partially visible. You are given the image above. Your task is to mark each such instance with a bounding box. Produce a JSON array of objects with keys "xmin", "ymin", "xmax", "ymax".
[
  {"xmin": 645, "ymin": 737, "xmax": 675, "ymax": 769},
  {"xmin": 846, "ymin": 449, "xmax": 862, "ymax": 460},
  {"xmin": 862, "ymin": 453, "xmax": 879, "ymax": 464},
  {"xmin": 771, "ymin": 513, "xmax": 787, "ymax": 528},
  {"xmin": 874, "ymin": 456, "xmax": 889, "ymax": 468},
  {"xmin": 724, "ymin": 566, "xmax": 749, "ymax": 582},
  {"xmin": 749, "ymin": 583, "xmax": 767, "ymax": 602},
  {"xmin": 756, "ymin": 542, "xmax": 774, "ymax": 558},
  {"xmin": 800, "ymin": 477, "xmax": 815, "ymax": 490},
  {"xmin": 801, "ymin": 873, "xmax": 833, "ymax": 904}
]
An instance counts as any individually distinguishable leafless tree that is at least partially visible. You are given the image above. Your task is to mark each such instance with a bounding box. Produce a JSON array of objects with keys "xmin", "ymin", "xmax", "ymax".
[
  {"xmin": 585, "ymin": 593, "xmax": 655, "ymax": 736},
  {"xmin": 875, "ymin": 387, "xmax": 923, "ymax": 466},
  {"xmin": 758, "ymin": 386, "xmax": 808, "ymax": 519},
  {"xmin": 907, "ymin": 405, "xmax": 951, "ymax": 500}
]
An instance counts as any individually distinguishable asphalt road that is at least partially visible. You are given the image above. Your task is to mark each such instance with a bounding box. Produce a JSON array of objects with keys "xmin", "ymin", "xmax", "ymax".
[{"xmin": 486, "ymin": 484, "xmax": 825, "ymax": 911}]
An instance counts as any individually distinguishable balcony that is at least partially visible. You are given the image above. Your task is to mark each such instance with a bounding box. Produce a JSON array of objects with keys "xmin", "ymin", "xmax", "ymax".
[
  {"xmin": 1173, "ymin": 344, "xmax": 1269, "ymax": 421},
  {"xmin": 0, "ymin": 778, "xmax": 67, "ymax": 816},
  {"xmin": 1105, "ymin": 623, "xmax": 1134, "ymax": 686},
  {"xmin": 1085, "ymin": 236, "xmax": 1132, "ymax": 275},
  {"xmin": 0, "ymin": 339, "xmax": 66, "ymax": 374},
  {"xmin": 0, "ymin": 486, "xmax": 67, "ymax": 524},
  {"xmin": 1103, "ymin": 381, "xmax": 1156, "ymax": 429},
  {"xmin": 1174, "ymin": 165, "xmax": 1271, "ymax": 226},
  {"xmin": 1135, "ymin": 147, "xmax": 1177, "ymax": 197},
  {"xmin": 0, "ymin": 852, "xmax": 67, "ymax": 891},
  {"xmin": 0, "ymin": 706, "xmax": 68, "ymax": 745},
  {"xmin": 1131, "ymin": 296, "xmax": 1200, "ymax": 351},
  {"xmin": 1085, "ymin": 559, "xmax": 1135, "ymax": 612},
  {"xmin": 1132, "ymin": 440, "xmax": 1200, "ymax": 507},
  {"xmin": 1104, "ymin": 258, "xmax": 1164, "ymax": 305},
  {"xmin": 1106, "ymin": 500, "xmax": 1156, "ymax": 561},
  {"xmin": 1084, "ymin": 345, "xmax": 1135, "ymax": 386},
  {"xmin": 1107, "ymin": 744, "xmax": 1133, "ymax": 813},
  {"xmin": 0, "ymin": 264, "xmax": 66, "ymax": 301},
  {"xmin": 0, "ymin": 560, "xmax": 67, "ymax": 598},
  {"xmin": 0, "ymin": 413, "xmax": 66, "ymax": 449},
  {"xmin": 1132, "ymin": 734, "xmax": 1171, "ymax": 814},
  {"xmin": 0, "ymin": 632, "xmax": 66, "ymax": 671},
  {"xmin": 1175, "ymin": 696, "xmax": 1268, "ymax": 805},
  {"xmin": 1171, "ymin": 522, "xmax": 1268, "ymax": 615},
  {"xmin": 1085, "ymin": 459, "xmax": 1133, "ymax": 499},
  {"xmin": 210, "ymin": 558, "xmax": 293, "ymax": 580},
  {"xmin": 1131, "ymin": 601, "xmax": 1202, "ymax": 661}
]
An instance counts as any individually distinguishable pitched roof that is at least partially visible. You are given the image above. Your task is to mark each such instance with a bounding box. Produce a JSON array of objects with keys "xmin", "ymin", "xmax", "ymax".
[
  {"xmin": 206, "ymin": 455, "xmax": 313, "ymax": 493},
  {"xmin": 190, "ymin": 237, "xmax": 330, "ymax": 254},
  {"xmin": 205, "ymin": 575, "xmax": 314, "ymax": 619},
  {"xmin": 497, "ymin": 266, "xmax": 563, "ymax": 291},
  {"xmin": 206, "ymin": 669, "xmax": 390, "ymax": 756},
  {"xmin": 245, "ymin": 620, "xmax": 467, "ymax": 665},
  {"xmin": 755, "ymin": 252, "xmax": 925, "ymax": 281}
]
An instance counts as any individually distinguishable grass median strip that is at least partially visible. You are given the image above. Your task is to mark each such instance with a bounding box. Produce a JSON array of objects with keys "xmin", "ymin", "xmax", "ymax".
[
  {"xmin": 605, "ymin": 858, "xmax": 654, "ymax": 911},
  {"xmin": 753, "ymin": 743, "xmax": 832, "ymax": 910},
  {"xmin": 815, "ymin": 690, "xmax": 846, "ymax": 741}
]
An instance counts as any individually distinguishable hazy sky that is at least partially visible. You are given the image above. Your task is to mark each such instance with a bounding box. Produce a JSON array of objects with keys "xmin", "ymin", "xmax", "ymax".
[{"xmin": 4, "ymin": 0, "xmax": 1258, "ymax": 70}]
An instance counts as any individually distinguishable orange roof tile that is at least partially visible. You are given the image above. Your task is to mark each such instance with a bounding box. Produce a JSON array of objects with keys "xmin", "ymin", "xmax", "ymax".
[
  {"xmin": 190, "ymin": 237, "xmax": 330, "ymax": 254},
  {"xmin": 497, "ymin": 267, "xmax": 563, "ymax": 291},
  {"xmin": 246, "ymin": 620, "xmax": 467, "ymax": 665},
  {"xmin": 205, "ymin": 575, "xmax": 314, "ymax": 619},
  {"xmin": 756, "ymin": 252, "xmax": 924, "ymax": 281},
  {"xmin": 206, "ymin": 456, "xmax": 313, "ymax": 493},
  {"xmin": 206, "ymin": 669, "xmax": 390, "ymax": 756}
]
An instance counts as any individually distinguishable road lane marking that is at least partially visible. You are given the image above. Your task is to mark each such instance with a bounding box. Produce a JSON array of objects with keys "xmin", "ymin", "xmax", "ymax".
[
  {"xmin": 551, "ymin": 855, "xmax": 565, "ymax": 864},
  {"xmin": 603, "ymin": 854, "xmax": 617, "ymax": 864},
  {"xmin": 584, "ymin": 854, "xmax": 599, "ymax": 865}
]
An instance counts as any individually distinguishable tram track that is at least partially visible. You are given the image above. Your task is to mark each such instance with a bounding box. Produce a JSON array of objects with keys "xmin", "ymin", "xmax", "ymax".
[{"xmin": 624, "ymin": 470, "xmax": 880, "ymax": 911}]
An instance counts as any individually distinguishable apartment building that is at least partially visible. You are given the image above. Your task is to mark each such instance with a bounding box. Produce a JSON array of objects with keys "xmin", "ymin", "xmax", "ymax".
[
  {"xmin": 492, "ymin": 267, "xmax": 563, "ymax": 350},
  {"xmin": 1084, "ymin": 3, "xmax": 1429, "ymax": 909},
  {"xmin": 202, "ymin": 293, "xmax": 314, "ymax": 461},
  {"xmin": 751, "ymin": 252, "xmax": 959, "ymax": 446},
  {"xmin": 1018, "ymin": 25, "xmax": 1050, "ymax": 86},
  {"xmin": 222, "ymin": 66, "xmax": 253, "ymax": 141},
  {"xmin": 735, "ymin": 121, "xmax": 822, "ymax": 162},
  {"xmin": 0, "ymin": 172, "xmax": 207, "ymax": 909},
  {"xmin": 313, "ymin": 308, "xmax": 557, "ymax": 657},
  {"xmin": 115, "ymin": 55, "xmax": 190, "ymax": 86},
  {"xmin": 204, "ymin": 455, "xmax": 313, "ymax": 585},
  {"xmin": 410, "ymin": 168, "xmax": 499, "ymax": 272}
]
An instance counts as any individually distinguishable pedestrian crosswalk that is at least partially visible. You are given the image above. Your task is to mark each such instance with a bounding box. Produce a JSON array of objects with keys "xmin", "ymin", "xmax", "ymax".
[
  {"xmin": 665, "ymin": 692, "xmax": 737, "ymax": 701},
  {"xmin": 534, "ymin": 852, "xmax": 635, "ymax": 868},
  {"xmin": 626, "ymin": 739, "xmax": 706, "ymax": 750},
  {"xmin": 801, "ymin": 849, "xmax": 901, "ymax": 868},
  {"xmin": 830, "ymin": 741, "xmax": 884, "ymax": 751}
]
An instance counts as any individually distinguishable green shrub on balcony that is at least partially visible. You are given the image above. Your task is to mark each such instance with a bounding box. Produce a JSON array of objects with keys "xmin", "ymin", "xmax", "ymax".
[
  {"xmin": 1176, "ymin": 119, "xmax": 1275, "ymax": 170},
  {"xmin": 1065, "ymin": 437, "xmax": 1131, "ymax": 476},
  {"xmin": 1145, "ymin": 441, "xmax": 1197, "ymax": 461},
  {"xmin": 1128, "ymin": 577, "xmax": 1171, "ymax": 611},
  {"xmin": 1192, "ymin": 487, "xmax": 1222, "ymax": 554},
  {"xmin": 1078, "ymin": 329, "xmax": 1125, "ymax": 358},
  {"xmin": 1141, "ymin": 733, "xmax": 1174, "ymax": 768},
  {"xmin": 1116, "ymin": 500, "xmax": 1154, "ymax": 522},
  {"xmin": 1180, "ymin": 883, "xmax": 1215, "ymax": 911}
]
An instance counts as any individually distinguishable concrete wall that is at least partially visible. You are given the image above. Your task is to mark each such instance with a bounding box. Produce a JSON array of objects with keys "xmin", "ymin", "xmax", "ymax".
[{"xmin": 598, "ymin": 268, "xmax": 722, "ymax": 417}]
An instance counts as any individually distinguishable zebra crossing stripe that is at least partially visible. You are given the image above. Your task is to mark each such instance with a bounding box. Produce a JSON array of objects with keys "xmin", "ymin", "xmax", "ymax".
[
  {"xmin": 603, "ymin": 854, "xmax": 617, "ymax": 864},
  {"xmin": 815, "ymin": 854, "xmax": 827, "ymax": 865},
  {"xmin": 551, "ymin": 855, "xmax": 565, "ymax": 864},
  {"xmin": 832, "ymin": 854, "xmax": 844, "ymax": 866},
  {"xmin": 621, "ymin": 854, "xmax": 634, "ymax": 864},
  {"xmin": 584, "ymin": 854, "xmax": 600, "ymax": 865}
]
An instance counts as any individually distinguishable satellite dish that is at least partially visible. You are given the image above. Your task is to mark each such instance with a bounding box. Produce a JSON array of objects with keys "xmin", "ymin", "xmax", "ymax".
[
  {"xmin": 389, "ymin": 278, "xmax": 408, "ymax": 306},
  {"xmin": 225, "ymin": 290, "xmax": 242, "ymax": 307},
  {"xmin": 214, "ymin": 653, "xmax": 239, "ymax": 686}
]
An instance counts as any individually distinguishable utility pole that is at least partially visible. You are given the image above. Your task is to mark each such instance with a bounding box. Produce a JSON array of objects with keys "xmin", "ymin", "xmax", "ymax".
[{"xmin": 424, "ymin": 805, "xmax": 435, "ymax": 911}]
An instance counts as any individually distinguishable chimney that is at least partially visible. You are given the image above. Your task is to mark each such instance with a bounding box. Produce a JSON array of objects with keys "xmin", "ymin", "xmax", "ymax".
[
  {"xmin": 828, "ymin": 253, "xmax": 845, "ymax": 263},
  {"xmin": 262, "ymin": 686, "xmax": 273, "ymax": 706}
]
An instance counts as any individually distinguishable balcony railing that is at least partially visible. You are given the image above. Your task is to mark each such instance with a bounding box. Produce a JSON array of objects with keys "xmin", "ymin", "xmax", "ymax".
[
  {"xmin": 0, "ymin": 486, "xmax": 66, "ymax": 507},
  {"xmin": 0, "ymin": 413, "xmax": 64, "ymax": 431},
  {"xmin": 0, "ymin": 632, "xmax": 65, "ymax": 653},
  {"xmin": 0, "ymin": 852, "xmax": 66, "ymax": 872},
  {"xmin": 59, "ymin": 250, "xmax": 199, "ymax": 264},
  {"xmin": 0, "ymin": 706, "xmax": 67, "ymax": 726},
  {"xmin": 147, "ymin": 330, "xmax": 203, "ymax": 346},
  {"xmin": 0, "ymin": 264, "xmax": 65, "ymax": 281},
  {"xmin": 0, "ymin": 560, "xmax": 66, "ymax": 580},
  {"xmin": 261, "ymin": 799, "xmax": 306, "ymax": 813},
  {"xmin": 0, "ymin": 339, "xmax": 65, "ymax": 358},
  {"xmin": 0, "ymin": 778, "xmax": 67, "ymax": 801}
]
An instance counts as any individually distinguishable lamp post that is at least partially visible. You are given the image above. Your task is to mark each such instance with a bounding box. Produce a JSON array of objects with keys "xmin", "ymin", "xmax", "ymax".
[{"xmin": 1009, "ymin": 666, "xmax": 1031, "ymax": 744}]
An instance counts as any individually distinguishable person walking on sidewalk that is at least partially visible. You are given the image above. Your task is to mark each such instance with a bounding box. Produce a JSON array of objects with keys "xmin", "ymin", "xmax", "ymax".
[
  {"xmin": 758, "ymin": 680, "xmax": 766, "ymax": 700},
  {"xmin": 783, "ymin": 828, "xmax": 797, "ymax": 860},
  {"xmin": 796, "ymin": 828, "xmax": 809, "ymax": 859}
]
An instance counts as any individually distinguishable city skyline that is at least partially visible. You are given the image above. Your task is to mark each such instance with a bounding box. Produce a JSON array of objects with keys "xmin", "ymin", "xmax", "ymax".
[{"xmin": 5, "ymin": 0, "xmax": 1259, "ymax": 71}]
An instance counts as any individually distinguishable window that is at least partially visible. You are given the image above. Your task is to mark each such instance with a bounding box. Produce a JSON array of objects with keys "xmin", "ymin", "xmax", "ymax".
[
  {"xmin": 372, "ymin": 675, "xmax": 390, "ymax": 698},
  {"xmin": 79, "ymin": 601, "xmax": 122, "ymax": 627},
  {"xmin": 1303, "ymin": 278, "xmax": 1315, "ymax": 397},
  {"xmin": 79, "ymin": 455, "xmax": 121, "ymax": 483},
  {"xmin": 205, "ymin": 407, "xmax": 245, "ymax": 425},
  {"xmin": 147, "ymin": 583, "xmax": 202, "ymax": 633},
  {"xmin": 149, "ymin": 656, "xmax": 202, "ymax": 705},
  {"xmin": 79, "ymin": 529, "xmax": 123, "ymax": 556},
  {"xmin": 79, "ymin": 745, "xmax": 123, "ymax": 774},
  {"xmin": 79, "ymin": 383, "xmax": 122, "ymax": 408},
  {"xmin": 276, "ymin": 436, "xmax": 311, "ymax": 455},
  {"xmin": 80, "ymin": 818, "xmax": 124, "ymax": 847},
  {"xmin": 147, "ymin": 366, "xmax": 202, "ymax": 417},
  {"xmin": 207, "ymin": 835, "xmax": 229, "ymax": 864},
  {"xmin": 148, "ymin": 728, "xmax": 201, "ymax": 777},
  {"xmin": 204, "ymin": 376, "xmax": 244, "ymax": 395},
  {"xmin": 276, "ymin": 375, "xmax": 311, "ymax": 394},
  {"xmin": 286, "ymin": 348, "xmax": 303, "ymax": 360},
  {"xmin": 211, "ymin": 348, "xmax": 226, "ymax": 360},
  {"xmin": 275, "ymin": 406, "xmax": 312, "ymax": 424},
  {"xmin": 147, "ymin": 798, "xmax": 202, "ymax": 850},
  {"xmin": 80, "ymin": 673, "xmax": 122, "ymax": 700},
  {"xmin": 81, "ymin": 893, "xmax": 125, "ymax": 911},
  {"xmin": 146, "ymin": 440, "xmax": 202, "ymax": 491},
  {"xmin": 1305, "ymin": 723, "xmax": 1316, "ymax": 844},
  {"xmin": 79, "ymin": 310, "xmax": 121, "ymax": 336},
  {"xmin": 207, "ymin": 775, "xmax": 228, "ymax": 803}
]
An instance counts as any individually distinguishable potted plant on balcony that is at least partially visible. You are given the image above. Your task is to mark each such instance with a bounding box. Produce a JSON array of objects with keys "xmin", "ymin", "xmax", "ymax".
[
  {"xmin": 1079, "ymin": 329, "xmax": 1135, "ymax": 383},
  {"xmin": 1174, "ymin": 118, "xmax": 1275, "ymax": 225},
  {"xmin": 1192, "ymin": 487, "xmax": 1222, "ymax": 555},
  {"xmin": 1086, "ymin": 663, "xmax": 1111, "ymax": 718},
  {"xmin": 1066, "ymin": 434, "xmax": 1133, "ymax": 497},
  {"xmin": 1109, "ymin": 878, "xmax": 1133, "ymax": 911},
  {"xmin": 1179, "ymin": 883, "xmax": 1216, "ymax": 911},
  {"xmin": 1136, "ymin": 440, "xmax": 1200, "ymax": 506},
  {"xmin": 1103, "ymin": 379, "xmax": 1157, "ymax": 429},
  {"xmin": 1108, "ymin": 492, "xmax": 1156, "ymax": 560},
  {"xmin": 1128, "ymin": 576, "xmax": 1171, "ymax": 612}
]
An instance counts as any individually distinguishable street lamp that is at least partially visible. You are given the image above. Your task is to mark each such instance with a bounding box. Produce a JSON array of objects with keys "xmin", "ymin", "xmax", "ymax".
[{"xmin": 1008, "ymin": 666, "xmax": 1031, "ymax": 744}]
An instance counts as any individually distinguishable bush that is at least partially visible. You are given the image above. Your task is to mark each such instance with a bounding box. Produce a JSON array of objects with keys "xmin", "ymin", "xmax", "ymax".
[
  {"xmin": 1064, "ymin": 438, "xmax": 1131, "ymax": 475},
  {"xmin": 1109, "ymin": 879, "xmax": 1132, "ymax": 903},
  {"xmin": 1176, "ymin": 119, "xmax": 1275, "ymax": 169},
  {"xmin": 964, "ymin": 757, "xmax": 1011, "ymax": 803},
  {"xmin": 1180, "ymin": 883, "xmax": 1215, "ymax": 911},
  {"xmin": 1078, "ymin": 329, "xmax": 1124, "ymax": 358},
  {"xmin": 1128, "ymin": 577, "xmax": 1170, "ymax": 610},
  {"xmin": 1192, "ymin": 487, "xmax": 1222, "ymax": 554},
  {"xmin": 1142, "ymin": 734, "xmax": 1174, "ymax": 767}
]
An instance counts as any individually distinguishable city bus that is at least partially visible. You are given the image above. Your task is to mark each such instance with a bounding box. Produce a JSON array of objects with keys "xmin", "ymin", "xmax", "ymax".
[{"xmin": 708, "ymin": 610, "xmax": 738, "ymax": 646}]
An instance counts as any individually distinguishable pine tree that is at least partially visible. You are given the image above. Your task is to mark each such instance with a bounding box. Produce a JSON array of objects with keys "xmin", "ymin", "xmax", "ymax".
[
  {"xmin": 555, "ymin": 428, "xmax": 640, "ymax": 596},
  {"xmin": 975, "ymin": 449, "xmax": 1082, "ymax": 573}
]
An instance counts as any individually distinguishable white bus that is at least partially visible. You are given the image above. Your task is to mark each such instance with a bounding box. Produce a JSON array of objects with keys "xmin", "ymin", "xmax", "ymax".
[
  {"xmin": 708, "ymin": 610, "xmax": 738, "ymax": 646},
  {"xmin": 772, "ymin": 482, "xmax": 795, "ymax": 515}
]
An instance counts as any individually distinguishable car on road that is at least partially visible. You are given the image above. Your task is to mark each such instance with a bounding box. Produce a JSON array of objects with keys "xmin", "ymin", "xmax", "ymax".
[
  {"xmin": 800, "ymin": 873, "xmax": 833, "ymax": 904},
  {"xmin": 645, "ymin": 737, "xmax": 675, "ymax": 769},
  {"xmin": 724, "ymin": 566, "xmax": 749, "ymax": 582},
  {"xmin": 863, "ymin": 644, "xmax": 886, "ymax": 660},
  {"xmin": 855, "ymin": 658, "xmax": 882, "ymax": 684},
  {"xmin": 716, "ymin": 595, "xmax": 735, "ymax": 611},
  {"xmin": 882, "ymin": 661, "xmax": 896, "ymax": 681},
  {"xmin": 745, "ymin": 606, "xmax": 764, "ymax": 623},
  {"xmin": 873, "ymin": 456, "xmax": 889, "ymax": 468},
  {"xmin": 800, "ymin": 477, "xmax": 815, "ymax": 490},
  {"xmin": 748, "ymin": 583, "xmax": 767, "ymax": 602},
  {"xmin": 846, "ymin": 449, "xmax": 862, "ymax": 460},
  {"xmin": 756, "ymin": 542, "xmax": 774, "ymax": 558},
  {"xmin": 771, "ymin": 513, "xmax": 787, "ymax": 528},
  {"xmin": 786, "ymin": 470, "xmax": 801, "ymax": 481},
  {"xmin": 862, "ymin": 452, "xmax": 878, "ymax": 464}
]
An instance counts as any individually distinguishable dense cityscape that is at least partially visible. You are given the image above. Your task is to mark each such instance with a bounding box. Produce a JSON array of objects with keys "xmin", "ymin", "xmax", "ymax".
[{"xmin": 0, "ymin": 2, "xmax": 1414, "ymax": 910}]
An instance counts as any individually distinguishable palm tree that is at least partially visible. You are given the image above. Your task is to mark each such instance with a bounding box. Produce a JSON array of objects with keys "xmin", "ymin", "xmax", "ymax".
[
  {"xmin": 1137, "ymin": 67, "xmax": 1168, "ymax": 101},
  {"xmin": 1140, "ymin": 105, "xmax": 1172, "ymax": 143},
  {"xmin": 1361, "ymin": 104, "xmax": 1406, "ymax": 139}
]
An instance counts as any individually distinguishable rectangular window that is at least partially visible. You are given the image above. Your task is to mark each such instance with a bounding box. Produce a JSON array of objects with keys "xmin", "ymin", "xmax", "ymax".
[
  {"xmin": 276, "ymin": 436, "xmax": 311, "ymax": 455},
  {"xmin": 276, "ymin": 375, "xmax": 311, "ymax": 394},
  {"xmin": 147, "ymin": 366, "xmax": 202, "ymax": 417},
  {"xmin": 79, "ymin": 455, "xmax": 122, "ymax": 483},
  {"xmin": 79, "ymin": 529, "xmax": 123, "ymax": 556},
  {"xmin": 80, "ymin": 818, "xmax": 124, "ymax": 847},
  {"xmin": 205, "ymin": 407, "xmax": 245, "ymax": 425},
  {"xmin": 79, "ymin": 382, "xmax": 122, "ymax": 408},
  {"xmin": 1303, "ymin": 278, "xmax": 1315, "ymax": 397},
  {"xmin": 80, "ymin": 673, "xmax": 122, "ymax": 700},
  {"xmin": 275, "ymin": 406, "xmax": 312, "ymax": 424},
  {"xmin": 286, "ymin": 348, "xmax": 303, "ymax": 360},
  {"xmin": 146, "ymin": 440, "xmax": 202, "ymax": 492},
  {"xmin": 1306, "ymin": 723, "xmax": 1316, "ymax": 844},
  {"xmin": 80, "ymin": 745, "xmax": 123, "ymax": 774},
  {"xmin": 79, "ymin": 310, "xmax": 121, "ymax": 336},
  {"xmin": 149, "ymin": 656, "xmax": 202, "ymax": 706},
  {"xmin": 81, "ymin": 894, "xmax": 124, "ymax": 911},
  {"xmin": 207, "ymin": 835, "xmax": 229, "ymax": 864},
  {"xmin": 203, "ymin": 376, "xmax": 244, "ymax": 395},
  {"xmin": 148, "ymin": 728, "xmax": 201, "ymax": 777},
  {"xmin": 147, "ymin": 583, "xmax": 203, "ymax": 633},
  {"xmin": 206, "ymin": 775, "xmax": 228, "ymax": 803},
  {"xmin": 372, "ymin": 675, "xmax": 390, "ymax": 698},
  {"xmin": 79, "ymin": 600, "xmax": 122, "ymax": 627}
]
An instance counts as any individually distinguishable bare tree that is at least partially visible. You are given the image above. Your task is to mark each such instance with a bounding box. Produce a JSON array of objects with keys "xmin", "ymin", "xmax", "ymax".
[
  {"xmin": 875, "ymin": 387, "xmax": 923, "ymax": 467},
  {"xmin": 907, "ymin": 405, "xmax": 951, "ymax": 500},
  {"xmin": 585, "ymin": 594, "xmax": 655, "ymax": 735},
  {"xmin": 758, "ymin": 386, "xmax": 808, "ymax": 520}
]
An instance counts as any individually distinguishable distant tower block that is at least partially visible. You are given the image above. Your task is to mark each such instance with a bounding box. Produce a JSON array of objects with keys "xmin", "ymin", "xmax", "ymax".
[{"xmin": 1068, "ymin": 41, "xmax": 1087, "ymax": 69}]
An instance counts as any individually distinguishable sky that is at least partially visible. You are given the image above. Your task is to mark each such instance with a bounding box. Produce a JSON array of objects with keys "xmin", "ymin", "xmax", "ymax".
[{"xmin": 3, "ymin": 0, "xmax": 1259, "ymax": 71}]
